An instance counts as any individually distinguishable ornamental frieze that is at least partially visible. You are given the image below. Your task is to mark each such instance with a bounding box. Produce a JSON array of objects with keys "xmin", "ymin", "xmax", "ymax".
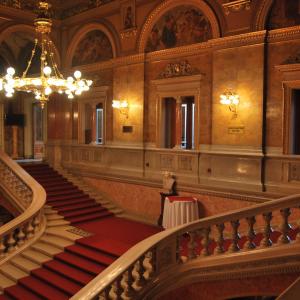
[
  {"xmin": 222, "ymin": 0, "xmax": 252, "ymax": 15},
  {"xmin": 158, "ymin": 60, "xmax": 200, "ymax": 79}
]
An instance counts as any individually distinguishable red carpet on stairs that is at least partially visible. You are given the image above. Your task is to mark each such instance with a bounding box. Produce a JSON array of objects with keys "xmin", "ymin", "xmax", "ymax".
[{"xmin": 0, "ymin": 163, "xmax": 161, "ymax": 300}]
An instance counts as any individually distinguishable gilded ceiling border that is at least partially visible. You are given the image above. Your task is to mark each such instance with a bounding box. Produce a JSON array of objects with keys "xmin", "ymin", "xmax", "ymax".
[{"xmin": 137, "ymin": 0, "xmax": 221, "ymax": 53}]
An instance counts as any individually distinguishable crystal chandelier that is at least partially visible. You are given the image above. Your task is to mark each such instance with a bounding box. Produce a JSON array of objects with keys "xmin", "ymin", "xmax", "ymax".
[{"xmin": 0, "ymin": 1, "xmax": 92, "ymax": 108}]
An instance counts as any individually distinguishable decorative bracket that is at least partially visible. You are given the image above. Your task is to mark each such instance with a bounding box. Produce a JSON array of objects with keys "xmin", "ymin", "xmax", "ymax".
[{"xmin": 222, "ymin": 0, "xmax": 251, "ymax": 15}]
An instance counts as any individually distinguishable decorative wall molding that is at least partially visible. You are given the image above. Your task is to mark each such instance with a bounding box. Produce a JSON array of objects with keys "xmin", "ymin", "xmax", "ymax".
[
  {"xmin": 210, "ymin": 30, "xmax": 266, "ymax": 50},
  {"xmin": 120, "ymin": 27, "xmax": 138, "ymax": 39},
  {"xmin": 158, "ymin": 60, "xmax": 200, "ymax": 79},
  {"xmin": 252, "ymin": 0, "xmax": 274, "ymax": 31},
  {"xmin": 222, "ymin": 0, "xmax": 252, "ymax": 15},
  {"xmin": 268, "ymin": 26, "xmax": 300, "ymax": 43}
]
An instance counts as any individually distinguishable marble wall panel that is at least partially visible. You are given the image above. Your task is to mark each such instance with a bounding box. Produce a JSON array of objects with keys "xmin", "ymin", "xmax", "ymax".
[
  {"xmin": 212, "ymin": 44, "xmax": 264, "ymax": 147},
  {"xmin": 113, "ymin": 63, "xmax": 144, "ymax": 144}
]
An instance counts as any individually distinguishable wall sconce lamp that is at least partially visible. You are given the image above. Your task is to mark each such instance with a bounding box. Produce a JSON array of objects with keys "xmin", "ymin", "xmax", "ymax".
[
  {"xmin": 220, "ymin": 90, "xmax": 239, "ymax": 118},
  {"xmin": 112, "ymin": 99, "xmax": 129, "ymax": 118}
]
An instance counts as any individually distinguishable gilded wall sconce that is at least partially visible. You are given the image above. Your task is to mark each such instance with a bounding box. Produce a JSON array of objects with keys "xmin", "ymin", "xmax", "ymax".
[
  {"xmin": 112, "ymin": 100, "xmax": 129, "ymax": 118},
  {"xmin": 220, "ymin": 90, "xmax": 240, "ymax": 118}
]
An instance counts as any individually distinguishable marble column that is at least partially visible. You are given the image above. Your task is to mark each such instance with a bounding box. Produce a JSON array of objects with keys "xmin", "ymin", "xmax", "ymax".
[{"xmin": 174, "ymin": 96, "xmax": 182, "ymax": 149}]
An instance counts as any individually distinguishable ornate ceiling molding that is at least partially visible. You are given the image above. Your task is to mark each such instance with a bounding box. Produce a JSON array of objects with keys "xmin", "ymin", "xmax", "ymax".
[
  {"xmin": 252, "ymin": 0, "xmax": 274, "ymax": 31},
  {"xmin": 222, "ymin": 0, "xmax": 252, "ymax": 15},
  {"xmin": 268, "ymin": 26, "xmax": 300, "ymax": 43}
]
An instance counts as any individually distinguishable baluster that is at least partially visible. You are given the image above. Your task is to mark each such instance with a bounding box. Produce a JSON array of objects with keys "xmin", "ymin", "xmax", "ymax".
[
  {"xmin": 17, "ymin": 227, "xmax": 26, "ymax": 246},
  {"xmin": 261, "ymin": 212, "xmax": 273, "ymax": 248},
  {"xmin": 147, "ymin": 249, "xmax": 156, "ymax": 278},
  {"xmin": 176, "ymin": 234, "xmax": 184, "ymax": 263},
  {"xmin": 245, "ymin": 216, "xmax": 256, "ymax": 250},
  {"xmin": 113, "ymin": 277, "xmax": 123, "ymax": 300},
  {"xmin": 0, "ymin": 238, "xmax": 6, "ymax": 257},
  {"xmin": 215, "ymin": 223, "xmax": 225, "ymax": 254},
  {"xmin": 7, "ymin": 232, "xmax": 16, "ymax": 253},
  {"xmin": 229, "ymin": 220, "xmax": 240, "ymax": 253},
  {"xmin": 279, "ymin": 208, "xmax": 291, "ymax": 244},
  {"xmin": 136, "ymin": 256, "xmax": 147, "ymax": 287},
  {"xmin": 201, "ymin": 227, "xmax": 211, "ymax": 256},
  {"xmin": 33, "ymin": 215, "xmax": 41, "ymax": 233},
  {"xmin": 99, "ymin": 286, "xmax": 111, "ymax": 300},
  {"xmin": 26, "ymin": 220, "xmax": 34, "ymax": 239},
  {"xmin": 123, "ymin": 265, "xmax": 136, "ymax": 298},
  {"xmin": 187, "ymin": 231, "xmax": 197, "ymax": 259}
]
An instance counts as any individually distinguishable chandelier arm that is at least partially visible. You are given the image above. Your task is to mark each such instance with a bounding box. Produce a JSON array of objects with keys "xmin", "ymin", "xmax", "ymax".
[
  {"xmin": 46, "ymin": 39, "xmax": 61, "ymax": 79},
  {"xmin": 22, "ymin": 39, "xmax": 38, "ymax": 78}
]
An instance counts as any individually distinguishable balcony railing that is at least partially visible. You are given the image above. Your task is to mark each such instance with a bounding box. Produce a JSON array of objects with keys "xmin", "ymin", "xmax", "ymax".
[{"xmin": 0, "ymin": 150, "xmax": 46, "ymax": 263}]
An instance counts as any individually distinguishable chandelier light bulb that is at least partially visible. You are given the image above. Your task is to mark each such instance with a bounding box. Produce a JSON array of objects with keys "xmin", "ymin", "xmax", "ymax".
[
  {"xmin": 74, "ymin": 71, "xmax": 81, "ymax": 79},
  {"xmin": 43, "ymin": 66, "xmax": 52, "ymax": 76},
  {"xmin": 67, "ymin": 76, "xmax": 74, "ymax": 83},
  {"xmin": 6, "ymin": 67, "xmax": 15, "ymax": 76},
  {"xmin": 45, "ymin": 86, "xmax": 52, "ymax": 95}
]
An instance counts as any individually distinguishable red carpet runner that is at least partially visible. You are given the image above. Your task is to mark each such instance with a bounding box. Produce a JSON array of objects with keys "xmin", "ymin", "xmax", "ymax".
[{"xmin": 0, "ymin": 164, "xmax": 160, "ymax": 300}]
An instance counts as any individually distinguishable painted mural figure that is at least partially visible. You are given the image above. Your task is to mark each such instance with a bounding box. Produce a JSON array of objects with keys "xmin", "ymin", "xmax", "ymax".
[
  {"xmin": 161, "ymin": 15, "xmax": 177, "ymax": 48},
  {"xmin": 145, "ymin": 5, "xmax": 212, "ymax": 53},
  {"xmin": 124, "ymin": 6, "xmax": 133, "ymax": 29},
  {"xmin": 72, "ymin": 30, "xmax": 113, "ymax": 66}
]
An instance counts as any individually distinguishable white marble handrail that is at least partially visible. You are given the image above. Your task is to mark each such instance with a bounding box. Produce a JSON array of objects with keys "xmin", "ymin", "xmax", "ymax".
[
  {"xmin": 72, "ymin": 193, "xmax": 300, "ymax": 300},
  {"xmin": 0, "ymin": 150, "xmax": 46, "ymax": 261}
]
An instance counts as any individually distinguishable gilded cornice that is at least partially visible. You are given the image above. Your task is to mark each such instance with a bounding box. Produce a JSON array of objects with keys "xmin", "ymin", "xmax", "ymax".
[
  {"xmin": 268, "ymin": 25, "xmax": 300, "ymax": 43},
  {"xmin": 64, "ymin": 53, "xmax": 145, "ymax": 74},
  {"xmin": 210, "ymin": 30, "xmax": 266, "ymax": 50},
  {"xmin": 145, "ymin": 42, "xmax": 212, "ymax": 62}
]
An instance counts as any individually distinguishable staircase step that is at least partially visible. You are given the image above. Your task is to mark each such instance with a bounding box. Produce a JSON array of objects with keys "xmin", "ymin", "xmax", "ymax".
[
  {"xmin": 0, "ymin": 294, "xmax": 14, "ymax": 300},
  {"xmin": 0, "ymin": 264, "xmax": 28, "ymax": 282},
  {"xmin": 40, "ymin": 180, "xmax": 70, "ymax": 188},
  {"xmin": 48, "ymin": 196, "xmax": 92, "ymax": 207},
  {"xmin": 61, "ymin": 206, "xmax": 106, "ymax": 218},
  {"xmin": 5, "ymin": 285, "xmax": 42, "ymax": 300},
  {"xmin": 40, "ymin": 235, "xmax": 74, "ymax": 250},
  {"xmin": 44, "ymin": 183, "xmax": 75, "ymax": 192},
  {"xmin": 43, "ymin": 259, "xmax": 93, "ymax": 285},
  {"xmin": 31, "ymin": 242, "xmax": 63, "ymax": 257},
  {"xmin": 0, "ymin": 273, "xmax": 15, "ymax": 291},
  {"xmin": 47, "ymin": 193, "xmax": 87, "ymax": 202},
  {"xmin": 11, "ymin": 256, "xmax": 40, "ymax": 273},
  {"xmin": 31, "ymin": 268, "xmax": 82, "ymax": 296},
  {"xmin": 68, "ymin": 211, "xmax": 113, "ymax": 224},
  {"xmin": 66, "ymin": 244, "xmax": 116, "ymax": 265},
  {"xmin": 56, "ymin": 201, "xmax": 99, "ymax": 213},
  {"xmin": 47, "ymin": 188, "xmax": 81, "ymax": 197},
  {"xmin": 78, "ymin": 237, "xmax": 131, "ymax": 257},
  {"xmin": 55, "ymin": 252, "xmax": 105, "ymax": 276},
  {"xmin": 46, "ymin": 214, "xmax": 65, "ymax": 221},
  {"xmin": 22, "ymin": 249, "xmax": 52, "ymax": 264},
  {"xmin": 19, "ymin": 276, "xmax": 69, "ymax": 300},
  {"xmin": 45, "ymin": 227, "xmax": 83, "ymax": 241},
  {"xmin": 47, "ymin": 219, "xmax": 70, "ymax": 227}
]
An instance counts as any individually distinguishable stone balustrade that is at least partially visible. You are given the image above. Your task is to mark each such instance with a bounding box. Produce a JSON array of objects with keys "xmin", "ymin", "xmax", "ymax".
[
  {"xmin": 72, "ymin": 193, "xmax": 300, "ymax": 300},
  {"xmin": 0, "ymin": 150, "xmax": 46, "ymax": 262}
]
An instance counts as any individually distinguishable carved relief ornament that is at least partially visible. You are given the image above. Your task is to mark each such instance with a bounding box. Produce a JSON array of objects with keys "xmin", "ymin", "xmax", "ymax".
[
  {"xmin": 222, "ymin": 0, "xmax": 251, "ymax": 15},
  {"xmin": 158, "ymin": 60, "xmax": 199, "ymax": 79}
]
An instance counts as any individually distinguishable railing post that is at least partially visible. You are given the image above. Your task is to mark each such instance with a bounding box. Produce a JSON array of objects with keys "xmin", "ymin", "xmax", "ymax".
[
  {"xmin": 279, "ymin": 208, "xmax": 291, "ymax": 244},
  {"xmin": 246, "ymin": 216, "xmax": 256, "ymax": 250},
  {"xmin": 215, "ymin": 223, "xmax": 225, "ymax": 254},
  {"xmin": 261, "ymin": 212, "xmax": 273, "ymax": 248}
]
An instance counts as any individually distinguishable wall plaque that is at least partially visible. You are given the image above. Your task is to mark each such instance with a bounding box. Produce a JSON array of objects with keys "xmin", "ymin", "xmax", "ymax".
[{"xmin": 228, "ymin": 126, "xmax": 245, "ymax": 134}]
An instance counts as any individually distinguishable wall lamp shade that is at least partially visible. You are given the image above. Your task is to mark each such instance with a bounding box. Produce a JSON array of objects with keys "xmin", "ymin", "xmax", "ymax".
[
  {"xmin": 112, "ymin": 100, "xmax": 129, "ymax": 118},
  {"xmin": 220, "ymin": 90, "xmax": 239, "ymax": 118}
]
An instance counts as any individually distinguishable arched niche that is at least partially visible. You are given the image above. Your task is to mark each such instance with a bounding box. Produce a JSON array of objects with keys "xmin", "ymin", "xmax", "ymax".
[
  {"xmin": 138, "ymin": 0, "xmax": 220, "ymax": 53},
  {"xmin": 0, "ymin": 24, "xmax": 61, "ymax": 68},
  {"xmin": 252, "ymin": 0, "xmax": 274, "ymax": 31},
  {"xmin": 65, "ymin": 23, "xmax": 117, "ymax": 69}
]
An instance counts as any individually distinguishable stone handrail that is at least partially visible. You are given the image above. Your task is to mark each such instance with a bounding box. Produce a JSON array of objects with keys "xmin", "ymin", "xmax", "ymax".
[
  {"xmin": 72, "ymin": 193, "xmax": 300, "ymax": 300},
  {"xmin": 0, "ymin": 150, "xmax": 46, "ymax": 260}
]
